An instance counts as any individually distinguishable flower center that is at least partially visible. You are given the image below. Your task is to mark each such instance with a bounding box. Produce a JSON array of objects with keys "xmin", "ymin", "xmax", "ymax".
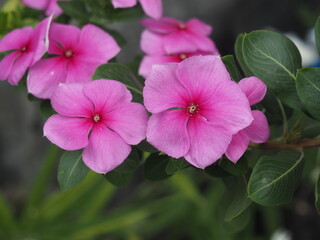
[
  {"xmin": 178, "ymin": 23, "xmax": 187, "ymax": 30},
  {"xmin": 21, "ymin": 46, "xmax": 27, "ymax": 52},
  {"xmin": 179, "ymin": 53, "xmax": 187, "ymax": 60},
  {"xmin": 65, "ymin": 50, "xmax": 73, "ymax": 58},
  {"xmin": 93, "ymin": 113, "xmax": 101, "ymax": 123},
  {"xmin": 187, "ymin": 103, "xmax": 199, "ymax": 115}
]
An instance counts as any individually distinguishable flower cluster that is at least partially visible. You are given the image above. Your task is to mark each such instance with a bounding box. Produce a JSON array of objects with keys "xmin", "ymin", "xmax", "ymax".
[
  {"xmin": 139, "ymin": 17, "xmax": 219, "ymax": 77},
  {"xmin": 0, "ymin": 3, "xmax": 269, "ymax": 174}
]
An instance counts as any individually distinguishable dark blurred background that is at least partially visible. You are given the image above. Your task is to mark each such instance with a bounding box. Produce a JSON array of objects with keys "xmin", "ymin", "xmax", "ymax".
[{"xmin": 0, "ymin": 0, "xmax": 320, "ymax": 239}]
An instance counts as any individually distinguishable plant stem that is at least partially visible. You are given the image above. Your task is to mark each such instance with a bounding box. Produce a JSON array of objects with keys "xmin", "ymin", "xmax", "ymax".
[{"xmin": 250, "ymin": 138, "xmax": 320, "ymax": 151}]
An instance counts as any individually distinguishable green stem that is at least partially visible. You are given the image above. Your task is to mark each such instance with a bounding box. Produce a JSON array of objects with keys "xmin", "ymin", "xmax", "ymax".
[
  {"xmin": 250, "ymin": 138, "xmax": 320, "ymax": 151},
  {"xmin": 276, "ymin": 98, "xmax": 288, "ymax": 139}
]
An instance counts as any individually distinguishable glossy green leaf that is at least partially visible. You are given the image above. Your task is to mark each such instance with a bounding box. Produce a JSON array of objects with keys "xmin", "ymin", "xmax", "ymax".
[
  {"xmin": 248, "ymin": 151, "xmax": 304, "ymax": 206},
  {"xmin": 225, "ymin": 177, "xmax": 252, "ymax": 222},
  {"xmin": 221, "ymin": 55, "xmax": 242, "ymax": 82},
  {"xmin": 234, "ymin": 34, "xmax": 254, "ymax": 76},
  {"xmin": 105, "ymin": 149, "xmax": 141, "ymax": 186},
  {"xmin": 315, "ymin": 16, "xmax": 320, "ymax": 55},
  {"xmin": 296, "ymin": 67, "xmax": 320, "ymax": 121},
  {"xmin": 58, "ymin": 150, "xmax": 89, "ymax": 191},
  {"xmin": 236, "ymin": 30, "xmax": 303, "ymax": 110},
  {"xmin": 220, "ymin": 157, "xmax": 249, "ymax": 176},
  {"xmin": 93, "ymin": 63, "xmax": 143, "ymax": 103},
  {"xmin": 316, "ymin": 172, "xmax": 320, "ymax": 214},
  {"xmin": 205, "ymin": 163, "xmax": 231, "ymax": 178},
  {"xmin": 144, "ymin": 153, "xmax": 172, "ymax": 181},
  {"xmin": 58, "ymin": 1, "xmax": 88, "ymax": 23},
  {"xmin": 165, "ymin": 158, "xmax": 190, "ymax": 175}
]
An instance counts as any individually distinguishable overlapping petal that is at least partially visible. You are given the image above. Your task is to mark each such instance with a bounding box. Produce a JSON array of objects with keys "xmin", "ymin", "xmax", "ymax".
[
  {"xmin": 8, "ymin": 52, "xmax": 33, "ymax": 85},
  {"xmin": 112, "ymin": 0, "xmax": 137, "ymax": 8},
  {"xmin": 44, "ymin": 114, "xmax": 92, "ymax": 150},
  {"xmin": 139, "ymin": 0, "xmax": 162, "ymax": 19},
  {"xmin": 22, "ymin": 0, "xmax": 47, "ymax": 10},
  {"xmin": 163, "ymin": 31, "xmax": 198, "ymax": 54},
  {"xmin": 27, "ymin": 57, "xmax": 68, "ymax": 98},
  {"xmin": 238, "ymin": 76, "xmax": 267, "ymax": 106},
  {"xmin": 147, "ymin": 110, "xmax": 190, "ymax": 158},
  {"xmin": 140, "ymin": 30, "xmax": 165, "ymax": 56},
  {"xmin": 184, "ymin": 115, "xmax": 232, "ymax": 168},
  {"xmin": 175, "ymin": 55, "xmax": 231, "ymax": 102},
  {"xmin": 50, "ymin": 83, "xmax": 93, "ymax": 117},
  {"xmin": 140, "ymin": 17, "xmax": 179, "ymax": 34},
  {"xmin": 104, "ymin": 102, "xmax": 148, "ymax": 145},
  {"xmin": 246, "ymin": 110, "xmax": 269, "ymax": 143},
  {"xmin": 200, "ymin": 80, "xmax": 253, "ymax": 134},
  {"xmin": 83, "ymin": 80, "xmax": 132, "ymax": 113},
  {"xmin": 143, "ymin": 63, "xmax": 190, "ymax": 113},
  {"xmin": 0, "ymin": 52, "xmax": 19, "ymax": 81},
  {"xmin": 187, "ymin": 18, "xmax": 212, "ymax": 36},
  {"xmin": 225, "ymin": 130, "xmax": 250, "ymax": 163},
  {"xmin": 139, "ymin": 55, "xmax": 178, "ymax": 78},
  {"xmin": 0, "ymin": 27, "xmax": 33, "ymax": 52},
  {"xmin": 82, "ymin": 124, "xmax": 131, "ymax": 174}
]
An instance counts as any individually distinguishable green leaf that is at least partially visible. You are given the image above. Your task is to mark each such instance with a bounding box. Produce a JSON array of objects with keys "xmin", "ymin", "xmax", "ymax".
[
  {"xmin": 220, "ymin": 157, "xmax": 249, "ymax": 176},
  {"xmin": 315, "ymin": 16, "xmax": 320, "ymax": 55},
  {"xmin": 234, "ymin": 34, "xmax": 254, "ymax": 76},
  {"xmin": 236, "ymin": 30, "xmax": 303, "ymax": 110},
  {"xmin": 165, "ymin": 158, "xmax": 190, "ymax": 175},
  {"xmin": 40, "ymin": 99, "xmax": 56, "ymax": 119},
  {"xmin": 225, "ymin": 177, "xmax": 252, "ymax": 222},
  {"xmin": 136, "ymin": 140, "xmax": 158, "ymax": 153},
  {"xmin": 316, "ymin": 172, "xmax": 320, "ymax": 214},
  {"xmin": 93, "ymin": 63, "xmax": 143, "ymax": 103},
  {"xmin": 205, "ymin": 163, "xmax": 231, "ymax": 178},
  {"xmin": 105, "ymin": 149, "xmax": 141, "ymax": 186},
  {"xmin": 144, "ymin": 153, "xmax": 172, "ymax": 181},
  {"xmin": 248, "ymin": 151, "xmax": 304, "ymax": 206},
  {"xmin": 296, "ymin": 67, "xmax": 320, "ymax": 121},
  {"xmin": 58, "ymin": 0, "xmax": 88, "ymax": 23},
  {"xmin": 221, "ymin": 55, "xmax": 242, "ymax": 82},
  {"xmin": 58, "ymin": 150, "xmax": 89, "ymax": 191}
]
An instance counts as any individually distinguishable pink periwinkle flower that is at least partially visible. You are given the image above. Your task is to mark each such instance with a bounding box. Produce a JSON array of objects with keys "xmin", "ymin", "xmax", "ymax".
[
  {"xmin": 139, "ymin": 29, "xmax": 219, "ymax": 78},
  {"xmin": 140, "ymin": 17, "xmax": 218, "ymax": 55},
  {"xmin": 143, "ymin": 55, "xmax": 253, "ymax": 168},
  {"xmin": 44, "ymin": 80, "xmax": 148, "ymax": 174},
  {"xmin": 27, "ymin": 23, "xmax": 120, "ymax": 99},
  {"xmin": 112, "ymin": 0, "xmax": 162, "ymax": 19},
  {"xmin": 0, "ymin": 17, "xmax": 51, "ymax": 85},
  {"xmin": 22, "ymin": 0, "xmax": 70, "ymax": 16},
  {"xmin": 225, "ymin": 77, "xmax": 270, "ymax": 162}
]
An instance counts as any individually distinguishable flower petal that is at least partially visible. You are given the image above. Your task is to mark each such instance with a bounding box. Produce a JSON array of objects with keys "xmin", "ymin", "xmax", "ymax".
[
  {"xmin": 0, "ymin": 51, "xmax": 19, "ymax": 81},
  {"xmin": 22, "ymin": 0, "xmax": 47, "ymax": 10},
  {"xmin": 104, "ymin": 102, "xmax": 148, "ymax": 145},
  {"xmin": 246, "ymin": 110, "xmax": 269, "ymax": 143},
  {"xmin": 76, "ymin": 24, "xmax": 120, "ymax": 64},
  {"xmin": 48, "ymin": 23, "xmax": 81, "ymax": 55},
  {"xmin": 139, "ymin": 55, "xmax": 178, "ymax": 78},
  {"xmin": 163, "ymin": 31, "xmax": 198, "ymax": 54},
  {"xmin": 238, "ymin": 76, "xmax": 267, "ymax": 106},
  {"xmin": 8, "ymin": 52, "xmax": 34, "ymax": 85},
  {"xmin": 51, "ymin": 83, "xmax": 94, "ymax": 117},
  {"xmin": 146, "ymin": 109, "xmax": 190, "ymax": 158},
  {"xmin": 140, "ymin": 17, "xmax": 180, "ymax": 34},
  {"xmin": 200, "ymin": 80, "xmax": 253, "ymax": 134},
  {"xmin": 64, "ymin": 57, "xmax": 96, "ymax": 83},
  {"xmin": 27, "ymin": 57, "xmax": 68, "ymax": 99},
  {"xmin": 186, "ymin": 18, "xmax": 212, "ymax": 36},
  {"xmin": 186, "ymin": 33, "xmax": 218, "ymax": 54},
  {"xmin": 0, "ymin": 27, "xmax": 33, "ymax": 52},
  {"xmin": 82, "ymin": 124, "xmax": 131, "ymax": 174},
  {"xmin": 175, "ymin": 55, "xmax": 231, "ymax": 102},
  {"xmin": 140, "ymin": 30, "xmax": 165, "ymax": 55},
  {"xmin": 143, "ymin": 63, "xmax": 190, "ymax": 113},
  {"xmin": 83, "ymin": 79, "xmax": 132, "ymax": 113},
  {"xmin": 184, "ymin": 114, "xmax": 232, "ymax": 168},
  {"xmin": 225, "ymin": 130, "xmax": 250, "ymax": 163},
  {"xmin": 44, "ymin": 114, "xmax": 92, "ymax": 150},
  {"xmin": 112, "ymin": 0, "xmax": 137, "ymax": 8},
  {"xmin": 139, "ymin": 0, "xmax": 162, "ymax": 19},
  {"xmin": 45, "ymin": 0, "xmax": 64, "ymax": 16}
]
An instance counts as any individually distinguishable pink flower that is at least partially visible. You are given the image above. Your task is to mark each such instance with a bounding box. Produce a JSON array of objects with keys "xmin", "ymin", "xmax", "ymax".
[
  {"xmin": 0, "ymin": 17, "xmax": 51, "ymax": 85},
  {"xmin": 226, "ymin": 77, "xmax": 269, "ymax": 162},
  {"xmin": 27, "ymin": 23, "xmax": 120, "ymax": 99},
  {"xmin": 143, "ymin": 56, "xmax": 253, "ymax": 168},
  {"xmin": 112, "ymin": 0, "xmax": 162, "ymax": 19},
  {"xmin": 44, "ymin": 80, "xmax": 148, "ymax": 174},
  {"xmin": 139, "ymin": 30, "xmax": 218, "ymax": 78},
  {"xmin": 22, "ymin": 0, "xmax": 70, "ymax": 16},
  {"xmin": 140, "ymin": 17, "xmax": 217, "ymax": 55}
]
